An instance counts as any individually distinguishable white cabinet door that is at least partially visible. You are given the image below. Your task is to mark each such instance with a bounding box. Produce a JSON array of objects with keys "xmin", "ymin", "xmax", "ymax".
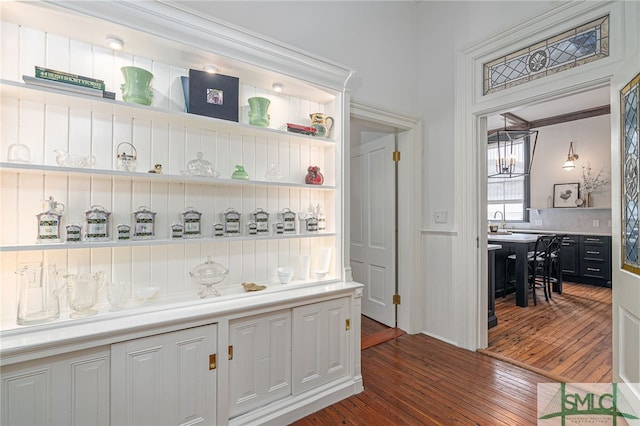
[
  {"xmin": 111, "ymin": 324, "xmax": 217, "ymax": 426},
  {"xmin": 292, "ymin": 297, "xmax": 350, "ymax": 395},
  {"xmin": 1, "ymin": 347, "xmax": 110, "ymax": 426},
  {"xmin": 229, "ymin": 309, "xmax": 291, "ymax": 418}
]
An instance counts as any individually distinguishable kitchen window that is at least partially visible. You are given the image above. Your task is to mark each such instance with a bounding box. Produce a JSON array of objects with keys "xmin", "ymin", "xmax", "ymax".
[{"xmin": 487, "ymin": 138, "xmax": 530, "ymax": 222}]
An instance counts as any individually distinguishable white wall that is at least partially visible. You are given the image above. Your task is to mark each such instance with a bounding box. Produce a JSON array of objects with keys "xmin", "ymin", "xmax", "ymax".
[
  {"xmin": 532, "ymin": 115, "xmax": 612, "ymax": 209},
  {"xmin": 417, "ymin": 1, "xmax": 557, "ymax": 230},
  {"xmin": 178, "ymin": 1, "xmax": 421, "ymax": 117}
]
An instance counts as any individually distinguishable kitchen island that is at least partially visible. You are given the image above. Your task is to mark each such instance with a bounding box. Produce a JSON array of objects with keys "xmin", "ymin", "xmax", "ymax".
[{"xmin": 488, "ymin": 233, "xmax": 543, "ymax": 307}]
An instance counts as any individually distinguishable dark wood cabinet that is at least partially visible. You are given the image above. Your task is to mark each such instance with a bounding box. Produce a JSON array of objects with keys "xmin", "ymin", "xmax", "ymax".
[
  {"xmin": 560, "ymin": 235, "xmax": 580, "ymax": 275},
  {"xmin": 562, "ymin": 235, "xmax": 611, "ymax": 287}
]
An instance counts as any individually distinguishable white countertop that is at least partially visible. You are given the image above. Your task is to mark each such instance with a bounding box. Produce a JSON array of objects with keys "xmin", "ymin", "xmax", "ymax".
[
  {"xmin": 507, "ymin": 229, "xmax": 611, "ymax": 237},
  {"xmin": 0, "ymin": 280, "xmax": 363, "ymax": 366},
  {"xmin": 487, "ymin": 233, "xmax": 542, "ymax": 243}
]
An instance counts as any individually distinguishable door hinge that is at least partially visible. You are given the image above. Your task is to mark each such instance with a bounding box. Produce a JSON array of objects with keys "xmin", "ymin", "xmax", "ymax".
[
  {"xmin": 228, "ymin": 345, "xmax": 233, "ymax": 360},
  {"xmin": 393, "ymin": 151, "xmax": 401, "ymax": 162},
  {"xmin": 393, "ymin": 294, "xmax": 401, "ymax": 305},
  {"xmin": 209, "ymin": 354, "xmax": 217, "ymax": 370},
  {"xmin": 345, "ymin": 318, "xmax": 351, "ymax": 331}
]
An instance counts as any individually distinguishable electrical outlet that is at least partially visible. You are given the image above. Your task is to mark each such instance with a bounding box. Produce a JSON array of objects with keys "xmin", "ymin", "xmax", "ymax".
[
  {"xmin": 535, "ymin": 220, "xmax": 543, "ymax": 226},
  {"xmin": 592, "ymin": 219, "xmax": 600, "ymax": 227}
]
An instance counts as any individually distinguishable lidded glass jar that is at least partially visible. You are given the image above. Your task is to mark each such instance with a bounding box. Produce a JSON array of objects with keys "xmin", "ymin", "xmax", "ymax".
[
  {"xmin": 189, "ymin": 256, "xmax": 229, "ymax": 298},
  {"xmin": 185, "ymin": 152, "xmax": 219, "ymax": 177}
]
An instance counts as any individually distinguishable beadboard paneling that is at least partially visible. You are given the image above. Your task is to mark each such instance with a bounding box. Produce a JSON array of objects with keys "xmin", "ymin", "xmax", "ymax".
[{"xmin": 0, "ymin": 20, "xmax": 339, "ymax": 329}]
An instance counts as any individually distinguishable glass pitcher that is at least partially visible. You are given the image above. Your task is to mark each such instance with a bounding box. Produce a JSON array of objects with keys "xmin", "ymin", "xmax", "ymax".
[{"xmin": 15, "ymin": 263, "xmax": 63, "ymax": 325}]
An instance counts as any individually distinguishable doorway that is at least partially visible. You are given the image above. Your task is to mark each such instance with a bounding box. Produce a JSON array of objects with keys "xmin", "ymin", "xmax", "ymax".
[
  {"xmin": 349, "ymin": 103, "xmax": 421, "ymax": 336},
  {"xmin": 350, "ymin": 117, "xmax": 398, "ymax": 327},
  {"xmin": 479, "ymin": 85, "xmax": 614, "ymax": 382}
]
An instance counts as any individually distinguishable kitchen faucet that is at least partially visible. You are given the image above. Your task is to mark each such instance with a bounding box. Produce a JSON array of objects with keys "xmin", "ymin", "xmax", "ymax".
[{"xmin": 493, "ymin": 211, "xmax": 506, "ymax": 229}]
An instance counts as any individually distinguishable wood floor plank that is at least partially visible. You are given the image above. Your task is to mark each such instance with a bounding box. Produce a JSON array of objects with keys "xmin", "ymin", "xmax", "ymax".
[
  {"xmin": 295, "ymin": 284, "xmax": 610, "ymax": 425},
  {"xmin": 485, "ymin": 282, "xmax": 612, "ymax": 383},
  {"xmin": 292, "ymin": 333, "xmax": 553, "ymax": 425}
]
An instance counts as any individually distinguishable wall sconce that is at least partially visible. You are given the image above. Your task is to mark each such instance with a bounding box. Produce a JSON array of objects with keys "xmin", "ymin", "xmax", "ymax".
[
  {"xmin": 562, "ymin": 141, "xmax": 579, "ymax": 171},
  {"xmin": 272, "ymin": 83, "xmax": 283, "ymax": 93},
  {"xmin": 105, "ymin": 35, "xmax": 124, "ymax": 51},
  {"xmin": 203, "ymin": 65, "xmax": 218, "ymax": 74}
]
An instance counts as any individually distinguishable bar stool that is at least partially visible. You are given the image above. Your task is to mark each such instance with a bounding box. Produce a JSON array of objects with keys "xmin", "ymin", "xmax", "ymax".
[{"xmin": 505, "ymin": 235, "xmax": 557, "ymax": 305}]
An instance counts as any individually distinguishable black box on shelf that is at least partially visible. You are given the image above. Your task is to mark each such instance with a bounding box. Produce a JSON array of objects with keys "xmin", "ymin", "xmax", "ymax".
[{"xmin": 188, "ymin": 69, "xmax": 239, "ymax": 122}]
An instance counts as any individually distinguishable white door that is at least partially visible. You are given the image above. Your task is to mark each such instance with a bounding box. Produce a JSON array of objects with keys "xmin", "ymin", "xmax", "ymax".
[
  {"xmin": 350, "ymin": 131, "xmax": 396, "ymax": 326},
  {"xmin": 111, "ymin": 324, "xmax": 217, "ymax": 426},
  {"xmin": 612, "ymin": 54, "xmax": 640, "ymax": 389}
]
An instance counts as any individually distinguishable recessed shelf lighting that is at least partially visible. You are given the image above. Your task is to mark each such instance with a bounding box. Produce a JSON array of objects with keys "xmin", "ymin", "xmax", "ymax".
[
  {"xmin": 272, "ymin": 83, "xmax": 283, "ymax": 93},
  {"xmin": 105, "ymin": 35, "xmax": 124, "ymax": 50},
  {"xmin": 203, "ymin": 65, "xmax": 218, "ymax": 74}
]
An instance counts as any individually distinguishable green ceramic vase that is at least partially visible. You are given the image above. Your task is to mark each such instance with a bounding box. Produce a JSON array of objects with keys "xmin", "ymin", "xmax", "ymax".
[
  {"xmin": 248, "ymin": 97, "xmax": 270, "ymax": 127},
  {"xmin": 121, "ymin": 66, "xmax": 154, "ymax": 106}
]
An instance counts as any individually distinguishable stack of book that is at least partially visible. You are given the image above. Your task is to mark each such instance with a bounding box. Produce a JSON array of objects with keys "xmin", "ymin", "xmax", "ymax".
[
  {"xmin": 23, "ymin": 66, "xmax": 115, "ymax": 99},
  {"xmin": 285, "ymin": 123, "xmax": 317, "ymax": 135}
]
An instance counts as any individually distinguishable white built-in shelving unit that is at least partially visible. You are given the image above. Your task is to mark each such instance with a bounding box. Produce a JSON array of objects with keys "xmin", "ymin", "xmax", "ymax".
[{"xmin": 0, "ymin": 3, "xmax": 362, "ymax": 424}]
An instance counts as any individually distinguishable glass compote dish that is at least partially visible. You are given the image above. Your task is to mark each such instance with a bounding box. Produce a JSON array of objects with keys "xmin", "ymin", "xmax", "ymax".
[{"xmin": 189, "ymin": 256, "xmax": 229, "ymax": 298}]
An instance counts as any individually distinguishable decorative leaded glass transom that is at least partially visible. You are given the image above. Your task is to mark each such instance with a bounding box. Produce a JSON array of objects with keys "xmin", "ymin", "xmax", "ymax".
[
  {"xmin": 622, "ymin": 72, "xmax": 640, "ymax": 274},
  {"xmin": 483, "ymin": 15, "xmax": 609, "ymax": 95}
]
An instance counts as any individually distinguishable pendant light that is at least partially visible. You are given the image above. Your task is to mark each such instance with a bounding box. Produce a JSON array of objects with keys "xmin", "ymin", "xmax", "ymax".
[
  {"xmin": 562, "ymin": 141, "xmax": 579, "ymax": 171},
  {"xmin": 488, "ymin": 117, "xmax": 538, "ymax": 178}
]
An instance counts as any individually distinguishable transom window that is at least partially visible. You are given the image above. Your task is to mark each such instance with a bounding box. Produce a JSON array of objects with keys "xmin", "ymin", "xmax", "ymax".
[{"xmin": 483, "ymin": 15, "xmax": 609, "ymax": 95}]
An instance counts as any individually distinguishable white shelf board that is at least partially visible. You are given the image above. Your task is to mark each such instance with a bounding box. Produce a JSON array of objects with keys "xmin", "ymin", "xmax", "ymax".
[
  {"xmin": 0, "ymin": 232, "xmax": 336, "ymax": 252},
  {"xmin": 528, "ymin": 207, "xmax": 612, "ymax": 213},
  {"xmin": 0, "ymin": 162, "xmax": 336, "ymax": 190},
  {"xmin": 0, "ymin": 79, "xmax": 337, "ymax": 147}
]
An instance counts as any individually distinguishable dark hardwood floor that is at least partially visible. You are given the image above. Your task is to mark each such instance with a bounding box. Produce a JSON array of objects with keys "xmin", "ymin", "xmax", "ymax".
[
  {"xmin": 293, "ymin": 327, "xmax": 553, "ymax": 425},
  {"xmin": 294, "ymin": 283, "xmax": 612, "ymax": 425},
  {"xmin": 482, "ymin": 282, "xmax": 612, "ymax": 383}
]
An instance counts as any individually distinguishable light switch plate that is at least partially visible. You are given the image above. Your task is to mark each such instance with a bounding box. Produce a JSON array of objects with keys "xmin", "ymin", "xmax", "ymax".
[
  {"xmin": 434, "ymin": 211, "xmax": 448, "ymax": 223},
  {"xmin": 535, "ymin": 220, "xmax": 543, "ymax": 226},
  {"xmin": 592, "ymin": 219, "xmax": 600, "ymax": 227}
]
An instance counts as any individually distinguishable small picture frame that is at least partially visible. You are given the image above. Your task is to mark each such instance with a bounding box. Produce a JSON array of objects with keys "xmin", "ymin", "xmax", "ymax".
[{"xmin": 553, "ymin": 183, "xmax": 580, "ymax": 208}]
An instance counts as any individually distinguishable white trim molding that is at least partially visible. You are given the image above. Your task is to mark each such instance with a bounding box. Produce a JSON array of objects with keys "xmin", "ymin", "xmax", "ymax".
[
  {"xmin": 455, "ymin": 0, "xmax": 630, "ymax": 351},
  {"xmin": 350, "ymin": 102, "xmax": 422, "ymax": 334}
]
